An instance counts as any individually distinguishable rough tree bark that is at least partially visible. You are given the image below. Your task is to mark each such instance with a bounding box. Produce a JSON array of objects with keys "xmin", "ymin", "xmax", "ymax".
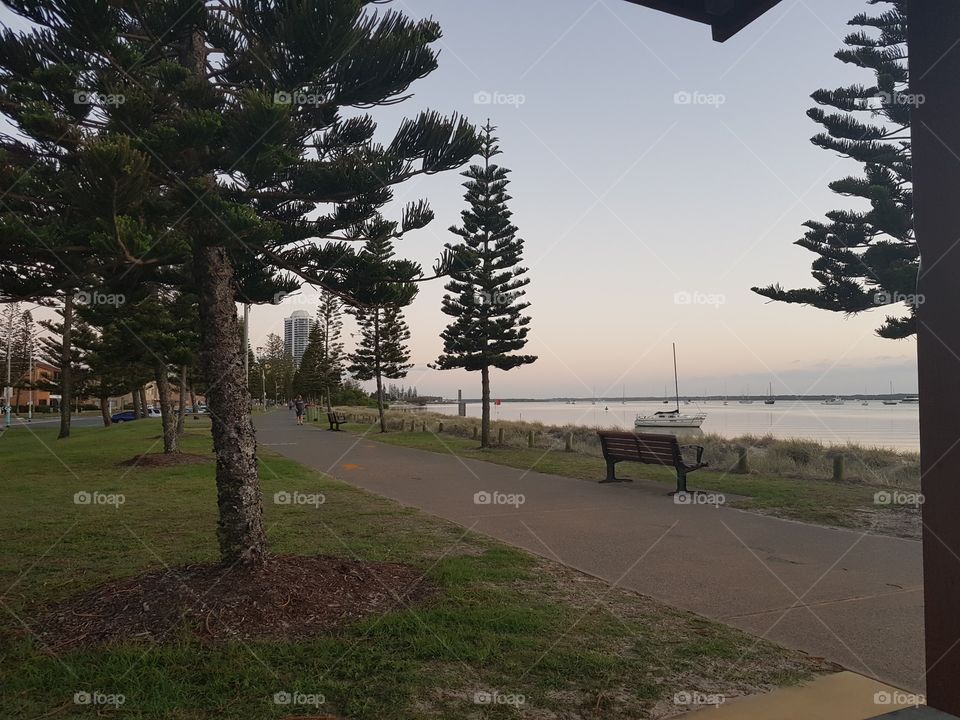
[
  {"xmin": 99, "ymin": 395, "xmax": 111, "ymax": 427},
  {"xmin": 132, "ymin": 385, "xmax": 141, "ymax": 418},
  {"xmin": 154, "ymin": 362, "xmax": 178, "ymax": 453},
  {"xmin": 138, "ymin": 386, "xmax": 147, "ymax": 417},
  {"xmin": 194, "ymin": 243, "xmax": 267, "ymax": 566},
  {"xmin": 480, "ymin": 365, "xmax": 491, "ymax": 448},
  {"xmin": 374, "ymin": 311, "xmax": 386, "ymax": 433},
  {"xmin": 176, "ymin": 365, "xmax": 187, "ymax": 435},
  {"xmin": 57, "ymin": 292, "xmax": 73, "ymax": 439}
]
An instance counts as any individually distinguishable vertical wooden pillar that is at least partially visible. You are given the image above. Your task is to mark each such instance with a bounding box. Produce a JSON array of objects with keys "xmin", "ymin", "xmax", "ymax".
[{"xmin": 910, "ymin": 3, "xmax": 960, "ymax": 714}]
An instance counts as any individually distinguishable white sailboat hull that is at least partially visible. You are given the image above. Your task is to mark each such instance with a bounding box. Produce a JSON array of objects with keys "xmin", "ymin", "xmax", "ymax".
[{"xmin": 635, "ymin": 413, "xmax": 706, "ymax": 429}]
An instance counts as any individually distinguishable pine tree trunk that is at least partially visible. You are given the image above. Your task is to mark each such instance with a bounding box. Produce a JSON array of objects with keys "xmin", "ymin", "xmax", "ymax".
[
  {"xmin": 154, "ymin": 361, "xmax": 178, "ymax": 453},
  {"xmin": 194, "ymin": 243, "xmax": 266, "ymax": 567},
  {"xmin": 176, "ymin": 365, "xmax": 187, "ymax": 435},
  {"xmin": 57, "ymin": 293, "xmax": 73, "ymax": 439},
  {"xmin": 99, "ymin": 396, "xmax": 111, "ymax": 427},
  {"xmin": 374, "ymin": 311, "xmax": 386, "ymax": 433},
  {"xmin": 138, "ymin": 386, "xmax": 147, "ymax": 417},
  {"xmin": 191, "ymin": 387, "xmax": 198, "ymax": 420},
  {"xmin": 132, "ymin": 386, "xmax": 141, "ymax": 418},
  {"xmin": 480, "ymin": 365, "xmax": 491, "ymax": 448}
]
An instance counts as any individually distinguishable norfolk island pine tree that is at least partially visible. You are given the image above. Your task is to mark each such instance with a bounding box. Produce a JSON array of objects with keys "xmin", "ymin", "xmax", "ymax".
[
  {"xmin": 751, "ymin": 1, "xmax": 916, "ymax": 339},
  {"xmin": 294, "ymin": 290, "xmax": 345, "ymax": 410},
  {"xmin": 343, "ymin": 214, "xmax": 421, "ymax": 432},
  {"xmin": 434, "ymin": 123, "xmax": 536, "ymax": 448},
  {"xmin": 0, "ymin": 2, "xmax": 479, "ymax": 567},
  {"xmin": 349, "ymin": 303, "xmax": 413, "ymax": 433}
]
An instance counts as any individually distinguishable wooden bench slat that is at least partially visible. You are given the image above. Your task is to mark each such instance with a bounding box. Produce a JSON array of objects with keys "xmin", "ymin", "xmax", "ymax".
[{"xmin": 597, "ymin": 430, "xmax": 707, "ymax": 492}]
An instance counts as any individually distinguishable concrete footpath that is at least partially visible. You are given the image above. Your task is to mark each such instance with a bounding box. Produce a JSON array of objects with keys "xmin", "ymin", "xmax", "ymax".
[{"xmin": 255, "ymin": 411, "xmax": 925, "ymax": 692}]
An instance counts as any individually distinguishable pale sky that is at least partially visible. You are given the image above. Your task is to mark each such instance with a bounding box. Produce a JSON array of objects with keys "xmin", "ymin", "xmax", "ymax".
[
  {"xmin": 252, "ymin": 0, "xmax": 918, "ymax": 399},
  {"xmin": 2, "ymin": 0, "xmax": 918, "ymax": 399}
]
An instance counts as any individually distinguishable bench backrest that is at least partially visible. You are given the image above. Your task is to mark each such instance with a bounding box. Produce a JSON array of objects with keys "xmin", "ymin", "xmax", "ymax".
[{"xmin": 597, "ymin": 431, "xmax": 679, "ymax": 467}]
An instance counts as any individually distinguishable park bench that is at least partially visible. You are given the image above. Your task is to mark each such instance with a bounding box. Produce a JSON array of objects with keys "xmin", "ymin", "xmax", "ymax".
[
  {"xmin": 327, "ymin": 411, "xmax": 346, "ymax": 431},
  {"xmin": 597, "ymin": 431, "xmax": 707, "ymax": 493}
]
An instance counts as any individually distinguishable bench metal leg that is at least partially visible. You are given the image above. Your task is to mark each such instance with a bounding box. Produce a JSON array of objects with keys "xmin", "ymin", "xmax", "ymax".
[
  {"xmin": 600, "ymin": 459, "xmax": 633, "ymax": 483},
  {"xmin": 675, "ymin": 469, "xmax": 688, "ymax": 494}
]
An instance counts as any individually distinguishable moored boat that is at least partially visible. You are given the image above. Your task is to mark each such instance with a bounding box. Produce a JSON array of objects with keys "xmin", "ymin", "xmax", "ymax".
[{"xmin": 636, "ymin": 343, "xmax": 706, "ymax": 430}]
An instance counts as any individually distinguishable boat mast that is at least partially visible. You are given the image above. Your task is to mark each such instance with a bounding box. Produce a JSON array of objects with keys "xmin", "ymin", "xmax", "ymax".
[{"xmin": 673, "ymin": 342, "xmax": 680, "ymax": 412}]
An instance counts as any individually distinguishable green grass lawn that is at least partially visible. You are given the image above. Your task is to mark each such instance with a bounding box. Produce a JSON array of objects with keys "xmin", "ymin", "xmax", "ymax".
[
  {"xmin": 1, "ymin": 421, "xmax": 827, "ymax": 719},
  {"xmin": 344, "ymin": 426, "xmax": 918, "ymax": 537}
]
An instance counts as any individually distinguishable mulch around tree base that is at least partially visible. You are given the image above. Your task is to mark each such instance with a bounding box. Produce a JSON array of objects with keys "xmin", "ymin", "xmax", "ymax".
[
  {"xmin": 116, "ymin": 452, "xmax": 211, "ymax": 468},
  {"xmin": 30, "ymin": 555, "xmax": 433, "ymax": 651}
]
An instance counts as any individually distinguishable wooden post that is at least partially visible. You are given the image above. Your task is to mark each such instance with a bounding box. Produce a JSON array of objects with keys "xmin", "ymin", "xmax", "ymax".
[
  {"xmin": 473, "ymin": 425, "xmax": 478, "ymax": 440},
  {"xmin": 832, "ymin": 454, "xmax": 844, "ymax": 482},
  {"xmin": 438, "ymin": 421, "xmax": 444, "ymax": 433},
  {"xmin": 565, "ymin": 433, "xmax": 572, "ymax": 452},
  {"xmin": 497, "ymin": 427, "xmax": 504, "ymax": 445},
  {"xmin": 422, "ymin": 421, "xmax": 427, "ymax": 432},
  {"xmin": 910, "ymin": 5, "xmax": 960, "ymax": 713},
  {"xmin": 528, "ymin": 430, "xmax": 534, "ymax": 448},
  {"xmin": 735, "ymin": 447, "xmax": 749, "ymax": 474}
]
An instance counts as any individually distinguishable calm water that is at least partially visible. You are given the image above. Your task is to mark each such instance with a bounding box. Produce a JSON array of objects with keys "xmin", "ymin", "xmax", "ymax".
[{"xmin": 428, "ymin": 400, "xmax": 921, "ymax": 451}]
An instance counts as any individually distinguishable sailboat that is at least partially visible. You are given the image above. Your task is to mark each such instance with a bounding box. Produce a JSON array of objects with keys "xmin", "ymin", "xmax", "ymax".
[
  {"xmin": 635, "ymin": 344, "xmax": 706, "ymax": 429},
  {"xmin": 738, "ymin": 387, "xmax": 754, "ymax": 404},
  {"xmin": 883, "ymin": 381, "xmax": 899, "ymax": 405},
  {"xmin": 764, "ymin": 382, "xmax": 775, "ymax": 405}
]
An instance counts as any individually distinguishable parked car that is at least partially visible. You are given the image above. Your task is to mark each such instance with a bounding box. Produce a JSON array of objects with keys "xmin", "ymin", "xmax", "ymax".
[
  {"xmin": 146, "ymin": 407, "xmax": 162, "ymax": 418},
  {"xmin": 111, "ymin": 410, "xmax": 137, "ymax": 423}
]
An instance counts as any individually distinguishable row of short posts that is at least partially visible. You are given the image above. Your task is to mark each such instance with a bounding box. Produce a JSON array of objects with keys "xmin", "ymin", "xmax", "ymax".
[
  {"xmin": 396, "ymin": 421, "xmax": 547, "ymax": 449},
  {"xmin": 730, "ymin": 446, "xmax": 846, "ymax": 481},
  {"xmin": 321, "ymin": 416, "xmax": 851, "ymax": 482}
]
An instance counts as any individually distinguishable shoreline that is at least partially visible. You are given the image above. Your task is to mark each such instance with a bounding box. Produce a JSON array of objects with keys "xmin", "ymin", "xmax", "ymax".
[
  {"xmin": 330, "ymin": 405, "xmax": 922, "ymax": 539},
  {"xmin": 336, "ymin": 404, "xmax": 921, "ymax": 483},
  {"xmin": 413, "ymin": 400, "xmax": 921, "ymax": 454}
]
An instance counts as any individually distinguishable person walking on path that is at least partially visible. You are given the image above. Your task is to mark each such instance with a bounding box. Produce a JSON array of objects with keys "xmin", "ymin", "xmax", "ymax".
[{"xmin": 294, "ymin": 395, "xmax": 305, "ymax": 425}]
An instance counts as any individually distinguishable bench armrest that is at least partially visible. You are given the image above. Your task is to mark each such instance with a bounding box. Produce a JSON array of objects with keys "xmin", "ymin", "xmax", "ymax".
[{"xmin": 679, "ymin": 444, "xmax": 704, "ymax": 465}]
